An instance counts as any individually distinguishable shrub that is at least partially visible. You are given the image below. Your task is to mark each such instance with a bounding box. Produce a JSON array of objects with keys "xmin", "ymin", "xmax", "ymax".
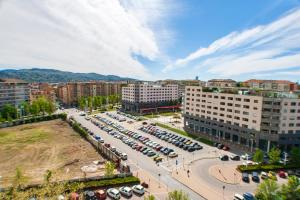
[{"xmin": 237, "ymin": 163, "xmax": 300, "ymax": 172}]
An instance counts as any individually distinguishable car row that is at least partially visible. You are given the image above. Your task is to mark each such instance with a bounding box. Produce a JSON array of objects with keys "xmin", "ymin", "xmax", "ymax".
[
  {"xmin": 139, "ymin": 125, "xmax": 203, "ymax": 152},
  {"xmin": 234, "ymin": 192, "xmax": 255, "ymax": 200},
  {"xmin": 117, "ymin": 111, "xmax": 141, "ymax": 121},
  {"xmin": 241, "ymin": 170, "xmax": 290, "ymax": 184},
  {"xmin": 106, "ymin": 112, "xmax": 126, "ymax": 122},
  {"xmin": 213, "ymin": 142, "xmax": 230, "ymax": 151},
  {"xmin": 94, "ymin": 115, "xmax": 175, "ymax": 162},
  {"xmin": 219, "ymin": 154, "xmax": 240, "ymax": 161}
]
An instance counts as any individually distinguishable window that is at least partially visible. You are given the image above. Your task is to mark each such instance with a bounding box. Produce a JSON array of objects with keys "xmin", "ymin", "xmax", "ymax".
[
  {"xmin": 214, "ymin": 96, "xmax": 219, "ymax": 99},
  {"xmin": 235, "ymin": 104, "xmax": 241, "ymax": 107},
  {"xmin": 228, "ymin": 97, "xmax": 233, "ymax": 100},
  {"xmin": 234, "ymin": 116, "xmax": 240, "ymax": 120},
  {"xmin": 291, "ymin": 102, "xmax": 296, "ymax": 106},
  {"xmin": 244, "ymin": 98, "xmax": 250, "ymax": 102},
  {"xmin": 236, "ymin": 98, "xmax": 241, "ymax": 101},
  {"xmin": 227, "ymin": 115, "xmax": 232, "ymax": 118},
  {"xmin": 221, "ymin": 96, "xmax": 225, "ymax": 99},
  {"xmin": 254, "ymin": 107, "xmax": 258, "ymax": 110},
  {"xmin": 227, "ymin": 103, "xmax": 233, "ymax": 106},
  {"xmin": 243, "ymin": 111, "xmax": 249, "ymax": 115},
  {"xmin": 220, "ymin": 113, "xmax": 224, "ymax": 117},
  {"xmin": 243, "ymin": 105, "xmax": 250, "ymax": 109},
  {"xmin": 252, "ymin": 120, "xmax": 257, "ymax": 123},
  {"xmin": 289, "ymin": 123, "xmax": 294, "ymax": 127},
  {"xmin": 220, "ymin": 107, "xmax": 225, "ymax": 111},
  {"xmin": 227, "ymin": 109, "xmax": 233, "ymax": 112},
  {"xmin": 242, "ymin": 124, "xmax": 248, "ymax": 128},
  {"xmin": 220, "ymin": 102, "xmax": 225, "ymax": 105},
  {"xmin": 234, "ymin": 110, "xmax": 240, "ymax": 114},
  {"xmin": 254, "ymin": 100, "xmax": 259, "ymax": 103},
  {"xmin": 242, "ymin": 118, "xmax": 249, "ymax": 122},
  {"xmin": 290, "ymin": 109, "xmax": 296, "ymax": 113}
]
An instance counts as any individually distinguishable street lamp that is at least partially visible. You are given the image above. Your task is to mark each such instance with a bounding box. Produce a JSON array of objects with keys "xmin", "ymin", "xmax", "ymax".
[
  {"xmin": 158, "ymin": 173, "xmax": 161, "ymax": 188},
  {"xmin": 222, "ymin": 185, "xmax": 225, "ymax": 200}
]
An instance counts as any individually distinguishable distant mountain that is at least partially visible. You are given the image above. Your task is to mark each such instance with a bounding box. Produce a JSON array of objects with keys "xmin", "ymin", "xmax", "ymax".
[{"xmin": 0, "ymin": 68, "xmax": 136, "ymax": 83}]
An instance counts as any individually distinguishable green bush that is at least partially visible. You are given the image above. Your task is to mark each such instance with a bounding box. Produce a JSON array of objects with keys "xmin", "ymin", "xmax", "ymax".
[{"xmin": 237, "ymin": 163, "xmax": 300, "ymax": 172}]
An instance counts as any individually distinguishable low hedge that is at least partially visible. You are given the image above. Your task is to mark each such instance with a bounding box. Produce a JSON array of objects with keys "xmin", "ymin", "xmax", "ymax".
[
  {"xmin": 156, "ymin": 122, "xmax": 214, "ymax": 146},
  {"xmin": 66, "ymin": 176, "xmax": 140, "ymax": 189},
  {"xmin": 237, "ymin": 163, "xmax": 300, "ymax": 172}
]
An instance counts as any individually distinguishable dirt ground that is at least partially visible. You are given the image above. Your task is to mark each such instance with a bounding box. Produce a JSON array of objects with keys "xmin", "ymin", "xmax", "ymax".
[{"xmin": 0, "ymin": 119, "xmax": 104, "ymax": 187}]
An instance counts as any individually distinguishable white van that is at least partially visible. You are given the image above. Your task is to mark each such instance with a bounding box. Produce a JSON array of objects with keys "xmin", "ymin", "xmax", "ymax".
[{"xmin": 234, "ymin": 194, "xmax": 245, "ymax": 200}]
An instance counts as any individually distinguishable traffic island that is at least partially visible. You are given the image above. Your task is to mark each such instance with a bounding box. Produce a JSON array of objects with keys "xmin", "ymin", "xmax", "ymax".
[{"xmin": 209, "ymin": 164, "xmax": 241, "ymax": 185}]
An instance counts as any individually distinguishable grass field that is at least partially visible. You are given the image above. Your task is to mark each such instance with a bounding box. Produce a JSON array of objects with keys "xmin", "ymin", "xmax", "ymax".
[{"xmin": 0, "ymin": 119, "xmax": 102, "ymax": 187}]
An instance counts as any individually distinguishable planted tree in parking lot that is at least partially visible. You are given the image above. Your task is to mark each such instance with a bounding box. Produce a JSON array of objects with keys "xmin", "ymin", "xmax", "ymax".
[
  {"xmin": 255, "ymin": 179, "xmax": 279, "ymax": 200},
  {"xmin": 167, "ymin": 190, "xmax": 190, "ymax": 200},
  {"xmin": 290, "ymin": 147, "xmax": 300, "ymax": 164},
  {"xmin": 268, "ymin": 147, "xmax": 281, "ymax": 164},
  {"xmin": 253, "ymin": 149, "xmax": 264, "ymax": 164},
  {"xmin": 279, "ymin": 176, "xmax": 300, "ymax": 200},
  {"xmin": 104, "ymin": 161, "xmax": 115, "ymax": 176}
]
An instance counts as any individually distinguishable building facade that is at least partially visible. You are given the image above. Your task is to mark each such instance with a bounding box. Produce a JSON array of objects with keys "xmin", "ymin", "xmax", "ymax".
[
  {"xmin": 30, "ymin": 83, "xmax": 56, "ymax": 102},
  {"xmin": 122, "ymin": 83, "xmax": 179, "ymax": 114},
  {"xmin": 57, "ymin": 82, "xmax": 122, "ymax": 106},
  {"xmin": 0, "ymin": 78, "xmax": 30, "ymax": 109},
  {"xmin": 244, "ymin": 79, "xmax": 297, "ymax": 92},
  {"xmin": 207, "ymin": 79, "xmax": 237, "ymax": 88},
  {"xmin": 183, "ymin": 86, "xmax": 300, "ymax": 152}
]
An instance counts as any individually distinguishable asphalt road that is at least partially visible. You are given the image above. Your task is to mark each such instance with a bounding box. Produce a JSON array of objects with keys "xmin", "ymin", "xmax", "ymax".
[{"xmin": 66, "ymin": 109, "xmax": 206, "ymax": 200}]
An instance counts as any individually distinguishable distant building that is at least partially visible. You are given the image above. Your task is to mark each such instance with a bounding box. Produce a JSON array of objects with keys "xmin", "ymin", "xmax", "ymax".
[
  {"xmin": 195, "ymin": 76, "xmax": 199, "ymax": 80},
  {"xmin": 57, "ymin": 81, "xmax": 122, "ymax": 106},
  {"xmin": 0, "ymin": 78, "xmax": 30, "ymax": 109},
  {"xmin": 207, "ymin": 79, "xmax": 237, "ymax": 88},
  {"xmin": 244, "ymin": 79, "xmax": 297, "ymax": 92},
  {"xmin": 121, "ymin": 83, "xmax": 179, "ymax": 114},
  {"xmin": 30, "ymin": 83, "xmax": 56, "ymax": 102},
  {"xmin": 183, "ymin": 86, "xmax": 300, "ymax": 152}
]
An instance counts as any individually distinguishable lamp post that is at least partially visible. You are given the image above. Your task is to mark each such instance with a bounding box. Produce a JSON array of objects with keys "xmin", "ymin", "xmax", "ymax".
[
  {"xmin": 222, "ymin": 185, "xmax": 225, "ymax": 200},
  {"xmin": 158, "ymin": 173, "xmax": 161, "ymax": 188}
]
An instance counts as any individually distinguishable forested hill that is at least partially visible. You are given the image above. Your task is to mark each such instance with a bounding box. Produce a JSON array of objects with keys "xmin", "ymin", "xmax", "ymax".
[{"xmin": 0, "ymin": 68, "xmax": 136, "ymax": 83}]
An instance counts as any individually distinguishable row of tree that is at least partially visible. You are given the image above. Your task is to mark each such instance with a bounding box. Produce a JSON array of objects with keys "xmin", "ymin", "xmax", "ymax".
[
  {"xmin": 253, "ymin": 147, "xmax": 300, "ymax": 164},
  {"xmin": 78, "ymin": 94, "xmax": 121, "ymax": 111},
  {"xmin": 0, "ymin": 97, "xmax": 56, "ymax": 122},
  {"xmin": 255, "ymin": 176, "xmax": 300, "ymax": 200}
]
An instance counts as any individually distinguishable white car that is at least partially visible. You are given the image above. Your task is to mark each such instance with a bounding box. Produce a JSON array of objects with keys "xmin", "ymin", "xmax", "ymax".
[
  {"xmin": 168, "ymin": 152, "xmax": 178, "ymax": 158},
  {"xmin": 233, "ymin": 193, "xmax": 245, "ymax": 200},
  {"xmin": 132, "ymin": 185, "xmax": 145, "ymax": 195},
  {"xmin": 107, "ymin": 188, "xmax": 120, "ymax": 200},
  {"xmin": 119, "ymin": 186, "xmax": 132, "ymax": 197},
  {"xmin": 121, "ymin": 153, "xmax": 128, "ymax": 160}
]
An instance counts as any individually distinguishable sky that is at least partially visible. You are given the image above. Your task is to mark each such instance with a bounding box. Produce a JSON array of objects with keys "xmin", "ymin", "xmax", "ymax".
[{"xmin": 1, "ymin": 0, "xmax": 300, "ymax": 81}]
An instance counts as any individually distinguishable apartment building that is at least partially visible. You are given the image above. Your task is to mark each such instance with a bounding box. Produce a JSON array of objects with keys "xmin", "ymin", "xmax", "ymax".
[
  {"xmin": 183, "ymin": 86, "xmax": 300, "ymax": 152},
  {"xmin": 122, "ymin": 83, "xmax": 179, "ymax": 114},
  {"xmin": 30, "ymin": 83, "xmax": 56, "ymax": 102},
  {"xmin": 0, "ymin": 78, "xmax": 30, "ymax": 109},
  {"xmin": 244, "ymin": 79, "xmax": 297, "ymax": 92},
  {"xmin": 57, "ymin": 82, "xmax": 122, "ymax": 106},
  {"xmin": 207, "ymin": 79, "xmax": 237, "ymax": 88}
]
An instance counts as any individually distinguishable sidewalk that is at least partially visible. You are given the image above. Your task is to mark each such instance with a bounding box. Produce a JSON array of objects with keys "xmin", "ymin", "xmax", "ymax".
[
  {"xmin": 134, "ymin": 169, "xmax": 169, "ymax": 200},
  {"xmin": 209, "ymin": 164, "xmax": 241, "ymax": 184},
  {"xmin": 171, "ymin": 167, "xmax": 223, "ymax": 200}
]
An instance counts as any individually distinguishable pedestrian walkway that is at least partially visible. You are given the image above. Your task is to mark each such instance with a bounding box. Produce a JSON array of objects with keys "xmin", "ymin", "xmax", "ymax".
[
  {"xmin": 209, "ymin": 164, "xmax": 241, "ymax": 184},
  {"xmin": 134, "ymin": 169, "xmax": 169, "ymax": 200},
  {"xmin": 171, "ymin": 167, "xmax": 223, "ymax": 200}
]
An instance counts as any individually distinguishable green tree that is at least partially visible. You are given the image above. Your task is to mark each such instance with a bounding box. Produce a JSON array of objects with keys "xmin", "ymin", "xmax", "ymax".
[
  {"xmin": 290, "ymin": 147, "xmax": 300, "ymax": 164},
  {"xmin": 1, "ymin": 104, "xmax": 17, "ymax": 120},
  {"xmin": 144, "ymin": 194, "xmax": 156, "ymax": 200},
  {"xmin": 20, "ymin": 101, "xmax": 30, "ymax": 116},
  {"xmin": 253, "ymin": 149, "xmax": 264, "ymax": 164},
  {"xmin": 279, "ymin": 176, "xmax": 300, "ymax": 200},
  {"xmin": 268, "ymin": 147, "xmax": 281, "ymax": 164},
  {"xmin": 255, "ymin": 179, "xmax": 279, "ymax": 200},
  {"xmin": 167, "ymin": 190, "xmax": 190, "ymax": 200},
  {"xmin": 104, "ymin": 161, "xmax": 115, "ymax": 176},
  {"xmin": 30, "ymin": 101, "xmax": 40, "ymax": 116}
]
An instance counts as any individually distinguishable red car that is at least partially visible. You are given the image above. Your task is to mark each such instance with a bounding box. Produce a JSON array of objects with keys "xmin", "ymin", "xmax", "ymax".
[
  {"xmin": 223, "ymin": 146, "xmax": 230, "ymax": 151},
  {"xmin": 104, "ymin": 143, "xmax": 110, "ymax": 148},
  {"xmin": 278, "ymin": 171, "xmax": 287, "ymax": 178},
  {"xmin": 136, "ymin": 146, "xmax": 143, "ymax": 151},
  {"xmin": 156, "ymin": 146, "xmax": 163, "ymax": 151}
]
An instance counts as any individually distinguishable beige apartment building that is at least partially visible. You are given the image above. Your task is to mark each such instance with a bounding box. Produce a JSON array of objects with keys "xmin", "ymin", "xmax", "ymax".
[
  {"xmin": 183, "ymin": 86, "xmax": 300, "ymax": 151},
  {"xmin": 122, "ymin": 83, "xmax": 179, "ymax": 114},
  {"xmin": 57, "ymin": 82, "xmax": 122, "ymax": 106},
  {"xmin": 207, "ymin": 79, "xmax": 237, "ymax": 88},
  {"xmin": 244, "ymin": 79, "xmax": 297, "ymax": 92}
]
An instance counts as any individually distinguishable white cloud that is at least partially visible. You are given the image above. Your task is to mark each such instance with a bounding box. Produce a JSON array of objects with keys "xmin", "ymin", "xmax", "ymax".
[
  {"xmin": 164, "ymin": 7, "xmax": 300, "ymax": 76},
  {"xmin": 0, "ymin": 0, "xmax": 173, "ymax": 79}
]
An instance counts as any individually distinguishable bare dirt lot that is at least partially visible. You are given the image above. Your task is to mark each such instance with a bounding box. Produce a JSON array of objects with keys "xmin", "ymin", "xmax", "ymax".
[{"xmin": 0, "ymin": 119, "xmax": 103, "ymax": 187}]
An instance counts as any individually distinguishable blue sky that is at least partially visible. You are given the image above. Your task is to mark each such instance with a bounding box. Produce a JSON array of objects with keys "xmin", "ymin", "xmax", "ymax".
[{"xmin": 1, "ymin": 0, "xmax": 300, "ymax": 81}]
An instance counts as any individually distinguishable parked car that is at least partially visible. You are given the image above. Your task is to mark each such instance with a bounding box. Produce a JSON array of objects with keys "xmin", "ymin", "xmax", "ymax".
[
  {"xmin": 217, "ymin": 144, "xmax": 224, "ymax": 149},
  {"xmin": 234, "ymin": 193, "xmax": 245, "ymax": 200},
  {"xmin": 121, "ymin": 153, "xmax": 127, "ymax": 160},
  {"xmin": 261, "ymin": 172, "xmax": 268, "ymax": 179},
  {"xmin": 132, "ymin": 185, "xmax": 145, "ymax": 195},
  {"xmin": 268, "ymin": 171, "xmax": 277, "ymax": 180},
  {"xmin": 119, "ymin": 186, "xmax": 133, "ymax": 197},
  {"xmin": 107, "ymin": 188, "xmax": 120, "ymax": 200},
  {"xmin": 242, "ymin": 173, "xmax": 250, "ymax": 183},
  {"xmin": 95, "ymin": 190, "xmax": 106, "ymax": 200},
  {"xmin": 243, "ymin": 192, "xmax": 255, "ymax": 200},
  {"xmin": 222, "ymin": 145, "xmax": 230, "ymax": 151},
  {"xmin": 278, "ymin": 171, "xmax": 287, "ymax": 178},
  {"xmin": 252, "ymin": 172, "xmax": 260, "ymax": 182},
  {"xmin": 169, "ymin": 152, "xmax": 178, "ymax": 158},
  {"xmin": 84, "ymin": 191, "xmax": 97, "ymax": 200},
  {"xmin": 219, "ymin": 155, "xmax": 229, "ymax": 161},
  {"xmin": 230, "ymin": 155, "xmax": 240, "ymax": 161}
]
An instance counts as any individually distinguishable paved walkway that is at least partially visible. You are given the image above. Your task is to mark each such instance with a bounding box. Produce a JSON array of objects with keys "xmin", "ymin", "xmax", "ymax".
[
  {"xmin": 171, "ymin": 167, "xmax": 223, "ymax": 200},
  {"xmin": 134, "ymin": 169, "xmax": 169, "ymax": 200},
  {"xmin": 209, "ymin": 164, "xmax": 241, "ymax": 184}
]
